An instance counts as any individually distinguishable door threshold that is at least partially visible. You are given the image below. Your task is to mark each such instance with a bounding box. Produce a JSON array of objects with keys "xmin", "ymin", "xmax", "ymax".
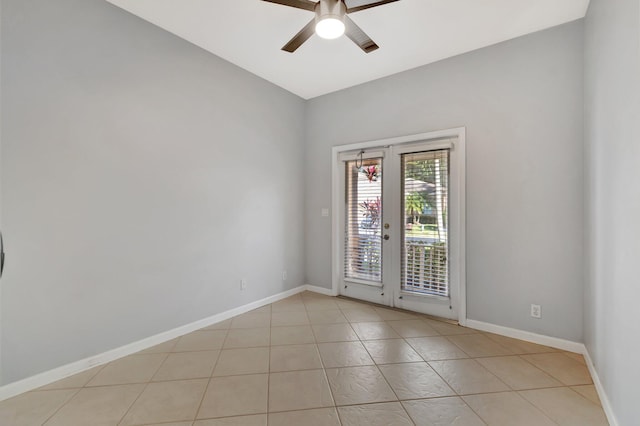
[{"xmin": 335, "ymin": 295, "xmax": 459, "ymax": 326}]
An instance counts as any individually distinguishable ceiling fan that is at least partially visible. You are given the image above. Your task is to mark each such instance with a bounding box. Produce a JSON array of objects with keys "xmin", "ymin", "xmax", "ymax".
[{"xmin": 262, "ymin": 0, "xmax": 400, "ymax": 53}]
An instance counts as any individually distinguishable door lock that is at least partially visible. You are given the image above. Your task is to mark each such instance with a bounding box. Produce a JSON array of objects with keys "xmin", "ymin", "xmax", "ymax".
[
  {"xmin": 383, "ymin": 234, "xmax": 390, "ymax": 240},
  {"xmin": 384, "ymin": 223, "xmax": 390, "ymax": 229}
]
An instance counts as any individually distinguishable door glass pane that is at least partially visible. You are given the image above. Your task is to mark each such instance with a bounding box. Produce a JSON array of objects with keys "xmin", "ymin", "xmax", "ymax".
[
  {"xmin": 344, "ymin": 158, "xmax": 383, "ymax": 283},
  {"xmin": 401, "ymin": 150, "xmax": 449, "ymax": 296}
]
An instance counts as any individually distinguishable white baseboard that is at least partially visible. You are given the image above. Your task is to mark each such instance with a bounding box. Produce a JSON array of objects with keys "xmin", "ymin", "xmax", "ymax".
[
  {"xmin": 466, "ymin": 319, "xmax": 618, "ymax": 426},
  {"xmin": 465, "ymin": 319, "xmax": 584, "ymax": 354},
  {"xmin": 304, "ymin": 284, "xmax": 338, "ymax": 296},
  {"xmin": 0, "ymin": 285, "xmax": 307, "ymax": 402},
  {"xmin": 582, "ymin": 348, "xmax": 619, "ymax": 426}
]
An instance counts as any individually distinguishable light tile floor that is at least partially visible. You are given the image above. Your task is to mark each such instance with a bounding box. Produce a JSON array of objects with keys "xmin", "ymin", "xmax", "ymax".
[{"xmin": 0, "ymin": 292, "xmax": 609, "ymax": 425}]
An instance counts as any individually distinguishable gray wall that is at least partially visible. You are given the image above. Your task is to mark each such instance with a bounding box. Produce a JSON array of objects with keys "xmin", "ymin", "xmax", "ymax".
[
  {"xmin": 584, "ymin": 0, "xmax": 640, "ymax": 424},
  {"xmin": 0, "ymin": 0, "xmax": 3, "ymax": 385},
  {"xmin": 1, "ymin": 0, "xmax": 305, "ymax": 384},
  {"xmin": 305, "ymin": 21, "xmax": 585, "ymax": 342}
]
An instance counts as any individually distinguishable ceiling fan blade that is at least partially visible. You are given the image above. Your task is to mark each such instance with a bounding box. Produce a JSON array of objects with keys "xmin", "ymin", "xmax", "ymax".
[
  {"xmin": 345, "ymin": 0, "xmax": 399, "ymax": 14},
  {"xmin": 261, "ymin": 0, "xmax": 317, "ymax": 12},
  {"xmin": 344, "ymin": 15, "xmax": 379, "ymax": 53},
  {"xmin": 282, "ymin": 19, "xmax": 316, "ymax": 52}
]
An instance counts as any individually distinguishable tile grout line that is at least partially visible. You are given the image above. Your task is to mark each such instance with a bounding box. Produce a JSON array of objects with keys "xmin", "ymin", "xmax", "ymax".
[
  {"xmin": 395, "ymin": 332, "xmax": 457, "ymax": 424},
  {"xmin": 307, "ymin": 302, "xmax": 342, "ymax": 426},
  {"xmin": 266, "ymin": 304, "xmax": 272, "ymax": 424},
  {"xmin": 115, "ymin": 350, "xmax": 173, "ymax": 426},
  {"xmin": 390, "ymin": 322, "xmax": 493, "ymax": 426},
  {"xmin": 192, "ymin": 326, "xmax": 231, "ymax": 424},
  {"xmin": 331, "ymin": 299, "xmax": 436, "ymax": 424},
  {"xmin": 38, "ymin": 387, "xmax": 83, "ymax": 425}
]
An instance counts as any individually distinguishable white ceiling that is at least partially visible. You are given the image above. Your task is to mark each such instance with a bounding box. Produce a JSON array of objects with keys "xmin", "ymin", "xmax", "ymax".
[{"xmin": 106, "ymin": 0, "xmax": 590, "ymax": 99}]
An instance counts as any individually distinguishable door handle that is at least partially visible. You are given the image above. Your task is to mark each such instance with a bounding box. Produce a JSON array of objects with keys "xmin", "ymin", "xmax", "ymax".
[
  {"xmin": 383, "ymin": 234, "xmax": 390, "ymax": 240},
  {"xmin": 0, "ymin": 232, "xmax": 4, "ymax": 279}
]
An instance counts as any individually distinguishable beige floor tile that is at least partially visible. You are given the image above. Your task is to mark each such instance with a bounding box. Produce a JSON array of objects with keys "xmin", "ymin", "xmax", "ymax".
[
  {"xmin": 137, "ymin": 338, "xmax": 179, "ymax": 354},
  {"xmin": 0, "ymin": 389, "xmax": 78, "ymax": 426},
  {"xmin": 147, "ymin": 422, "xmax": 194, "ymax": 426},
  {"xmin": 269, "ymin": 369, "xmax": 334, "ymax": 412},
  {"xmin": 373, "ymin": 308, "xmax": 418, "ymax": 321},
  {"xmin": 197, "ymin": 374, "xmax": 268, "ymax": 419},
  {"xmin": 424, "ymin": 319, "xmax": 477, "ymax": 335},
  {"xmin": 152, "ymin": 351, "xmax": 219, "ymax": 381},
  {"xmin": 476, "ymin": 356, "xmax": 562, "ymax": 390},
  {"xmin": 564, "ymin": 351, "xmax": 588, "ymax": 365},
  {"xmin": 194, "ymin": 414, "xmax": 266, "ymax": 425},
  {"xmin": 38, "ymin": 366, "xmax": 104, "ymax": 390},
  {"xmin": 269, "ymin": 407, "xmax": 340, "ymax": 426},
  {"xmin": 44, "ymin": 384, "xmax": 144, "ymax": 426},
  {"xmin": 362, "ymin": 339, "xmax": 423, "ymax": 364},
  {"xmin": 200, "ymin": 318, "xmax": 232, "ymax": 330},
  {"xmin": 312, "ymin": 323, "xmax": 359, "ymax": 343},
  {"xmin": 270, "ymin": 325, "xmax": 316, "ymax": 345},
  {"xmin": 386, "ymin": 319, "xmax": 439, "ymax": 337},
  {"xmin": 342, "ymin": 309, "xmax": 384, "ymax": 323},
  {"xmin": 325, "ymin": 366, "xmax": 397, "ymax": 406},
  {"xmin": 571, "ymin": 384, "xmax": 602, "ymax": 406},
  {"xmin": 173, "ymin": 330, "xmax": 228, "ymax": 352},
  {"xmin": 335, "ymin": 299, "xmax": 369, "ymax": 310},
  {"xmin": 223, "ymin": 328, "xmax": 270, "ymax": 349},
  {"xmin": 520, "ymin": 387, "xmax": 609, "ymax": 425},
  {"xmin": 463, "ymin": 391, "xmax": 556, "ymax": 426},
  {"xmin": 301, "ymin": 291, "xmax": 332, "ymax": 299},
  {"xmin": 270, "ymin": 344, "xmax": 323, "ymax": 372},
  {"xmin": 279, "ymin": 294, "xmax": 303, "ymax": 301},
  {"xmin": 247, "ymin": 305, "xmax": 272, "ymax": 314},
  {"xmin": 522, "ymin": 353, "xmax": 593, "ymax": 385},
  {"xmin": 351, "ymin": 321, "xmax": 401, "ymax": 340},
  {"xmin": 429, "ymin": 359, "xmax": 510, "ymax": 395},
  {"xmin": 120, "ymin": 379, "xmax": 208, "ymax": 425},
  {"xmin": 379, "ymin": 362, "xmax": 455, "ymax": 400},
  {"xmin": 307, "ymin": 310, "xmax": 348, "ymax": 324},
  {"xmin": 230, "ymin": 313, "xmax": 271, "ymax": 329},
  {"xmin": 271, "ymin": 299, "xmax": 307, "ymax": 313},
  {"xmin": 87, "ymin": 353, "xmax": 166, "ymax": 386},
  {"xmin": 448, "ymin": 334, "xmax": 514, "ymax": 357},
  {"xmin": 405, "ymin": 336, "xmax": 469, "ymax": 361},
  {"xmin": 212, "ymin": 347, "xmax": 270, "ymax": 376},
  {"xmin": 338, "ymin": 402, "xmax": 413, "ymax": 426},
  {"xmin": 303, "ymin": 299, "xmax": 340, "ymax": 311},
  {"xmin": 402, "ymin": 397, "xmax": 485, "ymax": 426},
  {"xmin": 271, "ymin": 311, "xmax": 310, "ymax": 327},
  {"xmin": 483, "ymin": 333, "xmax": 557, "ymax": 354},
  {"xmin": 318, "ymin": 341, "xmax": 375, "ymax": 368}
]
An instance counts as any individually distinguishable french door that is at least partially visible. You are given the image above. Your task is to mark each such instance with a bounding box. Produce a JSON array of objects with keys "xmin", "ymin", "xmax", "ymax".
[{"xmin": 335, "ymin": 133, "xmax": 464, "ymax": 321}]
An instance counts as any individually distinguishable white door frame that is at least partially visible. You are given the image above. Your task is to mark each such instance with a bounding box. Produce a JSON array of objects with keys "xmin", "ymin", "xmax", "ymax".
[{"xmin": 331, "ymin": 127, "xmax": 467, "ymax": 325}]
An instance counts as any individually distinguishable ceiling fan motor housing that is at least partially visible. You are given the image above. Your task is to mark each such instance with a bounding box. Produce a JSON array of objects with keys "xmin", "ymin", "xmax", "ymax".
[{"xmin": 315, "ymin": 0, "xmax": 346, "ymax": 25}]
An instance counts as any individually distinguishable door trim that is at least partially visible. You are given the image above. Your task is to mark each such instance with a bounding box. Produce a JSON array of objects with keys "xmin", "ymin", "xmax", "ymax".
[{"xmin": 331, "ymin": 127, "xmax": 467, "ymax": 325}]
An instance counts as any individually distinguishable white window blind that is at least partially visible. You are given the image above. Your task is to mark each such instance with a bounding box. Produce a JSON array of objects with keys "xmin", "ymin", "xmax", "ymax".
[
  {"xmin": 401, "ymin": 150, "xmax": 450, "ymax": 296},
  {"xmin": 344, "ymin": 157, "xmax": 383, "ymax": 283}
]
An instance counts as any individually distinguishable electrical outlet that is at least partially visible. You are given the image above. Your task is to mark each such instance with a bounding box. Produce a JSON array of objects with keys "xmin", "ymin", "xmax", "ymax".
[
  {"xmin": 282, "ymin": 270, "xmax": 288, "ymax": 281},
  {"xmin": 531, "ymin": 304, "xmax": 541, "ymax": 319},
  {"xmin": 240, "ymin": 279, "xmax": 247, "ymax": 291}
]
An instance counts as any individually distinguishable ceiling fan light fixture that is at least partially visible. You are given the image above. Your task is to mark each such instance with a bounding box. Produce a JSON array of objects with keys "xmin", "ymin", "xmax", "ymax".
[
  {"xmin": 315, "ymin": 18, "xmax": 345, "ymax": 39},
  {"xmin": 314, "ymin": 0, "xmax": 346, "ymax": 39},
  {"xmin": 266, "ymin": 0, "xmax": 394, "ymax": 53}
]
